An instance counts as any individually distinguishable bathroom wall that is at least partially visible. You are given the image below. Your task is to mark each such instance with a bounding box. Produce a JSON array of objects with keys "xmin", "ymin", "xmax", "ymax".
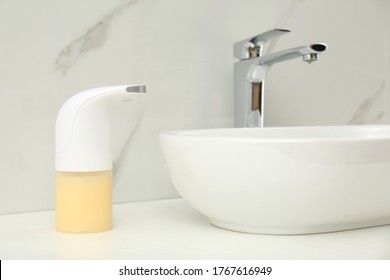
[{"xmin": 1, "ymin": 0, "xmax": 389, "ymax": 214}]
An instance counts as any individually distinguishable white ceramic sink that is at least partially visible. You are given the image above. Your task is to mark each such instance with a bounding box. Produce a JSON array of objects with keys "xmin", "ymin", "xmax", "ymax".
[{"xmin": 160, "ymin": 125, "xmax": 390, "ymax": 235}]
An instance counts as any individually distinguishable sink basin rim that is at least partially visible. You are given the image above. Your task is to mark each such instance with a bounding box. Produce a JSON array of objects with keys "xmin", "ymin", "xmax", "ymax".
[{"xmin": 161, "ymin": 125, "xmax": 390, "ymax": 143}]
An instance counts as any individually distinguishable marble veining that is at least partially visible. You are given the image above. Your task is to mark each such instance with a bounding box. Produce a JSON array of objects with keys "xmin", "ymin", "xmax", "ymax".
[
  {"xmin": 1, "ymin": 0, "xmax": 389, "ymax": 215},
  {"xmin": 348, "ymin": 81, "xmax": 386, "ymax": 124},
  {"xmin": 53, "ymin": 0, "xmax": 138, "ymax": 75}
]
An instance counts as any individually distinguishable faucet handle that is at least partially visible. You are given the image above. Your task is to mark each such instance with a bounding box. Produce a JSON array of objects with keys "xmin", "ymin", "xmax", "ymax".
[{"xmin": 233, "ymin": 28, "xmax": 291, "ymax": 60}]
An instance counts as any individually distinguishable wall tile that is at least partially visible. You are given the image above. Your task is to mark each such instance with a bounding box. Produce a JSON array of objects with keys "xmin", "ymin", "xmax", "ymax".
[{"xmin": 0, "ymin": 0, "xmax": 389, "ymax": 214}]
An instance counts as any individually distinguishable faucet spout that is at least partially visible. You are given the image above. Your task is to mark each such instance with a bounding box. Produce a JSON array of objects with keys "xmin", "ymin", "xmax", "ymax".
[
  {"xmin": 247, "ymin": 43, "xmax": 327, "ymax": 83},
  {"xmin": 234, "ymin": 29, "xmax": 327, "ymax": 128},
  {"xmin": 259, "ymin": 43, "xmax": 327, "ymax": 66}
]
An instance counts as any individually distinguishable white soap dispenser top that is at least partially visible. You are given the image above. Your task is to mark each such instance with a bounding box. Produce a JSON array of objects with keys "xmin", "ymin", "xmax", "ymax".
[{"xmin": 55, "ymin": 84, "xmax": 146, "ymax": 233}]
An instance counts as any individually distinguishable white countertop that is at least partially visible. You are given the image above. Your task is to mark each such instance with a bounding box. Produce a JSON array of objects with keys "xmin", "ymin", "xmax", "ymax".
[{"xmin": 1, "ymin": 198, "xmax": 390, "ymax": 259}]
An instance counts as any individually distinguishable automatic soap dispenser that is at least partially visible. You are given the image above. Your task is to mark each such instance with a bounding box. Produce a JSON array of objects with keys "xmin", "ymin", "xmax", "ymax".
[{"xmin": 55, "ymin": 85, "xmax": 146, "ymax": 233}]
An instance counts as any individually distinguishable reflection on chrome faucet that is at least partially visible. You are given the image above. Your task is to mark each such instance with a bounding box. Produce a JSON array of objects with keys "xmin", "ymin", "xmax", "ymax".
[{"xmin": 233, "ymin": 29, "xmax": 327, "ymax": 127}]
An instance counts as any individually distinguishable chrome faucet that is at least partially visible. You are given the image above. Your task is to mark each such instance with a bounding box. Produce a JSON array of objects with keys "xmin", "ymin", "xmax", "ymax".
[{"xmin": 233, "ymin": 29, "xmax": 327, "ymax": 127}]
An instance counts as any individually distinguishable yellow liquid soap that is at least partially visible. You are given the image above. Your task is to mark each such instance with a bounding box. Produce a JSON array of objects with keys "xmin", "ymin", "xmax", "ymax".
[{"xmin": 56, "ymin": 170, "xmax": 112, "ymax": 233}]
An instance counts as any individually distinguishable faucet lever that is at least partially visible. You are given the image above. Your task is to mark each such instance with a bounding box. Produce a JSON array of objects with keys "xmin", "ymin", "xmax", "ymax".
[{"xmin": 233, "ymin": 29, "xmax": 291, "ymax": 60}]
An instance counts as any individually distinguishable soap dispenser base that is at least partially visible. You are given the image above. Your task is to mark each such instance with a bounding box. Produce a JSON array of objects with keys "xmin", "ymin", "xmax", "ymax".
[{"xmin": 56, "ymin": 170, "xmax": 112, "ymax": 234}]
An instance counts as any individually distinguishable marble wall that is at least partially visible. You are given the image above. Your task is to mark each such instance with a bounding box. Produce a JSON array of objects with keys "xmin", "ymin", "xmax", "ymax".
[{"xmin": 1, "ymin": 0, "xmax": 389, "ymax": 214}]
